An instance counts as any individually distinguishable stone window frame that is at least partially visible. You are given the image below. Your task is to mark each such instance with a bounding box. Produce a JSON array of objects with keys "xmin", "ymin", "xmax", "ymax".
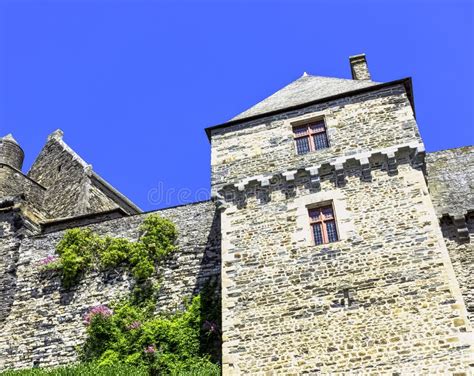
[
  {"xmin": 293, "ymin": 120, "xmax": 329, "ymax": 155},
  {"xmin": 290, "ymin": 113, "xmax": 331, "ymax": 155},
  {"xmin": 289, "ymin": 190, "xmax": 356, "ymax": 246},
  {"xmin": 308, "ymin": 204, "xmax": 339, "ymax": 245}
]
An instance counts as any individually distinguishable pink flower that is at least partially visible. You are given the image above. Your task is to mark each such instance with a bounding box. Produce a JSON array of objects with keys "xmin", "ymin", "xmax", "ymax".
[
  {"xmin": 127, "ymin": 321, "xmax": 141, "ymax": 330},
  {"xmin": 39, "ymin": 255, "xmax": 58, "ymax": 266},
  {"xmin": 83, "ymin": 305, "xmax": 113, "ymax": 325},
  {"xmin": 144, "ymin": 345, "xmax": 156, "ymax": 354}
]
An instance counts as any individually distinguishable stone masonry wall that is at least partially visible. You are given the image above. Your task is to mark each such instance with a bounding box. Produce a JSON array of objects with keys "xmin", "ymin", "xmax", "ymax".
[
  {"xmin": 441, "ymin": 216, "xmax": 474, "ymax": 326},
  {"xmin": 0, "ymin": 139, "xmax": 24, "ymax": 170},
  {"xmin": 212, "ymin": 81, "xmax": 473, "ymax": 374},
  {"xmin": 426, "ymin": 147, "xmax": 474, "ymax": 328},
  {"xmin": 211, "ymin": 84, "xmax": 421, "ymax": 189},
  {"xmin": 426, "ymin": 146, "xmax": 474, "ymax": 217},
  {"xmin": 0, "ymin": 165, "xmax": 46, "ymax": 215},
  {"xmin": 220, "ymin": 161, "xmax": 472, "ymax": 374},
  {"xmin": 0, "ymin": 200, "xmax": 220, "ymax": 370},
  {"xmin": 27, "ymin": 134, "xmax": 125, "ymax": 219},
  {"xmin": 28, "ymin": 136, "xmax": 92, "ymax": 219}
]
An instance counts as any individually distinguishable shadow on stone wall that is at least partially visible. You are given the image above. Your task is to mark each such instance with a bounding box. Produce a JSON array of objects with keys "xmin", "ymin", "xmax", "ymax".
[
  {"xmin": 0, "ymin": 240, "xmax": 20, "ymax": 325},
  {"xmin": 192, "ymin": 210, "xmax": 222, "ymax": 364}
]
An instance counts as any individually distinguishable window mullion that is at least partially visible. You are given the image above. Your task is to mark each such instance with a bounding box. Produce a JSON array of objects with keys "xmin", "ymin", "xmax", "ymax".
[
  {"xmin": 308, "ymin": 132, "xmax": 315, "ymax": 152},
  {"xmin": 321, "ymin": 221, "xmax": 329, "ymax": 244}
]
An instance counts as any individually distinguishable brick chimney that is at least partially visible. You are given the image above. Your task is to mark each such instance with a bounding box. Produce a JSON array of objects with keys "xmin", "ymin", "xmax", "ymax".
[{"xmin": 349, "ymin": 54, "xmax": 371, "ymax": 80}]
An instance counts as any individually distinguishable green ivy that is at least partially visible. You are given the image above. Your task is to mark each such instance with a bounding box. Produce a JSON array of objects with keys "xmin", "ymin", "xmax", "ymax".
[{"xmin": 54, "ymin": 214, "xmax": 177, "ymax": 288}]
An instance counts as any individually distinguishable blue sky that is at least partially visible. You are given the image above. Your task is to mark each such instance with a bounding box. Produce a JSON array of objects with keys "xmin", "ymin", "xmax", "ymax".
[{"xmin": 0, "ymin": 0, "xmax": 473, "ymax": 210}]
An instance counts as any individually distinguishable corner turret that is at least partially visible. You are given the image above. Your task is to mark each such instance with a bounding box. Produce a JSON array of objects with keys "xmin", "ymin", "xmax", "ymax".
[{"xmin": 0, "ymin": 134, "xmax": 24, "ymax": 171}]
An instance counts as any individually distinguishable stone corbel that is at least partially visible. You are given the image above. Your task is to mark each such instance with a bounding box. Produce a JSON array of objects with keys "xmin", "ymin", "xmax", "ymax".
[
  {"xmin": 453, "ymin": 214, "xmax": 469, "ymax": 241},
  {"xmin": 384, "ymin": 151, "xmax": 398, "ymax": 175},
  {"xmin": 257, "ymin": 176, "xmax": 271, "ymax": 187},
  {"xmin": 413, "ymin": 144, "xmax": 426, "ymax": 168},
  {"xmin": 333, "ymin": 163, "xmax": 345, "ymax": 187},
  {"xmin": 305, "ymin": 165, "xmax": 321, "ymax": 189},
  {"xmin": 211, "ymin": 190, "xmax": 229, "ymax": 212},
  {"xmin": 282, "ymin": 170, "xmax": 298, "ymax": 182},
  {"xmin": 359, "ymin": 157, "xmax": 371, "ymax": 181},
  {"xmin": 235, "ymin": 178, "xmax": 251, "ymax": 192}
]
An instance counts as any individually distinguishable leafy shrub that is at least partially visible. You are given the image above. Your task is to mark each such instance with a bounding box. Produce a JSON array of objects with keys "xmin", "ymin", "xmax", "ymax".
[
  {"xmin": 0, "ymin": 363, "xmax": 148, "ymax": 376},
  {"xmin": 80, "ymin": 294, "xmax": 220, "ymax": 375},
  {"xmin": 138, "ymin": 214, "xmax": 177, "ymax": 259},
  {"xmin": 56, "ymin": 228, "xmax": 98, "ymax": 287},
  {"xmin": 49, "ymin": 214, "xmax": 177, "ymax": 287}
]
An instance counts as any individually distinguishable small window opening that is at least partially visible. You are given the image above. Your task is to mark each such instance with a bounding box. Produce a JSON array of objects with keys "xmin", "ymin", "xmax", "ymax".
[
  {"xmin": 293, "ymin": 120, "xmax": 329, "ymax": 155},
  {"xmin": 309, "ymin": 204, "xmax": 339, "ymax": 245}
]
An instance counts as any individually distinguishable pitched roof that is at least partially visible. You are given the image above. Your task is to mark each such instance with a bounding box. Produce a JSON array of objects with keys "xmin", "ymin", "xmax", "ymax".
[{"xmin": 231, "ymin": 74, "xmax": 379, "ymax": 121}]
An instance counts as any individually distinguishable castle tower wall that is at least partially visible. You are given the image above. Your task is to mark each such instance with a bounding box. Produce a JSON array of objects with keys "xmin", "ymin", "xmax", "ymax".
[
  {"xmin": 426, "ymin": 147, "xmax": 474, "ymax": 325},
  {"xmin": 0, "ymin": 135, "xmax": 24, "ymax": 171},
  {"xmin": 210, "ymin": 81, "xmax": 473, "ymax": 373}
]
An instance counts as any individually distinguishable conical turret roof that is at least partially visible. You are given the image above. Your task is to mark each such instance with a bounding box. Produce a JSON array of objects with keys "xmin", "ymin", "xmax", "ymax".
[{"xmin": 1, "ymin": 133, "xmax": 20, "ymax": 145}]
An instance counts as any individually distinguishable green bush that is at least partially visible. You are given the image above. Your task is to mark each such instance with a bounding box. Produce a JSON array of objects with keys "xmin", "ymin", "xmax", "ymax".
[
  {"xmin": 80, "ymin": 294, "xmax": 220, "ymax": 375},
  {"xmin": 51, "ymin": 214, "xmax": 177, "ymax": 287},
  {"xmin": 0, "ymin": 363, "xmax": 148, "ymax": 376},
  {"xmin": 56, "ymin": 228, "xmax": 98, "ymax": 287}
]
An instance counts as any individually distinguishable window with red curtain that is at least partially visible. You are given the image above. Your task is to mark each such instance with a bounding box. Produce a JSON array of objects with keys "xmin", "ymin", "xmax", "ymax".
[
  {"xmin": 293, "ymin": 120, "xmax": 329, "ymax": 155},
  {"xmin": 309, "ymin": 205, "xmax": 339, "ymax": 245}
]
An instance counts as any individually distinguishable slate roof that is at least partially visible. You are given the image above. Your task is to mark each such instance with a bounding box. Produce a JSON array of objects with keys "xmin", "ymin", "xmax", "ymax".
[{"xmin": 231, "ymin": 74, "xmax": 379, "ymax": 121}]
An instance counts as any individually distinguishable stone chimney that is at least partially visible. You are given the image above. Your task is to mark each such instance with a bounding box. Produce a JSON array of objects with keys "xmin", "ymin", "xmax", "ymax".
[{"xmin": 349, "ymin": 54, "xmax": 371, "ymax": 80}]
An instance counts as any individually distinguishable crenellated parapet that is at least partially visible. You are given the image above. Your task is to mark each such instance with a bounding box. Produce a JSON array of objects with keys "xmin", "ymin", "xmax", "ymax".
[{"xmin": 212, "ymin": 141, "xmax": 426, "ymax": 207}]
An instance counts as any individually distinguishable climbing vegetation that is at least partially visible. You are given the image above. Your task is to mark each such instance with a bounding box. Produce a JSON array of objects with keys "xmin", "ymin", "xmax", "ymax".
[
  {"xmin": 34, "ymin": 214, "xmax": 221, "ymax": 374},
  {"xmin": 49, "ymin": 214, "xmax": 177, "ymax": 288}
]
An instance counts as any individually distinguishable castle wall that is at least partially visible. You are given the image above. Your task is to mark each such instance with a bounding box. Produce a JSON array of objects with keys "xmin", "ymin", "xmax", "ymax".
[
  {"xmin": 211, "ymin": 84, "xmax": 421, "ymax": 188},
  {"xmin": 441, "ymin": 217, "xmax": 474, "ymax": 325},
  {"xmin": 0, "ymin": 164, "xmax": 47, "ymax": 216},
  {"xmin": 426, "ymin": 146, "xmax": 474, "ymax": 217},
  {"xmin": 426, "ymin": 147, "xmax": 474, "ymax": 327},
  {"xmin": 0, "ymin": 200, "xmax": 220, "ymax": 370},
  {"xmin": 220, "ymin": 163, "xmax": 472, "ymax": 374},
  {"xmin": 212, "ymin": 85, "xmax": 473, "ymax": 374}
]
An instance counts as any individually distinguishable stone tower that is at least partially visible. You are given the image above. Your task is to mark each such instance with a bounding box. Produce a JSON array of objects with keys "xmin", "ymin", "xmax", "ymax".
[
  {"xmin": 0, "ymin": 134, "xmax": 24, "ymax": 171},
  {"xmin": 207, "ymin": 54, "xmax": 473, "ymax": 374}
]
